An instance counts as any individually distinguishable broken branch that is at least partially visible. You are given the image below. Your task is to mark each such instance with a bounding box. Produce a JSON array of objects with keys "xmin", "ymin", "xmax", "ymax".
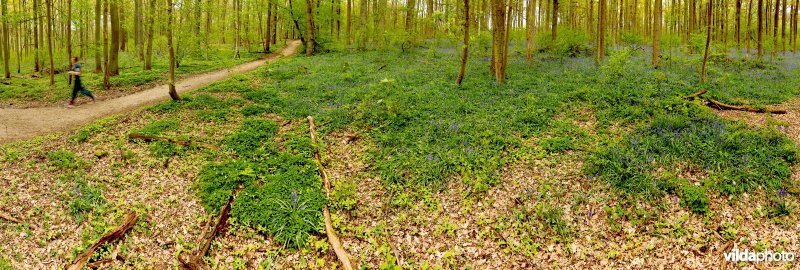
[
  {"xmin": 684, "ymin": 89, "xmax": 707, "ymax": 99},
  {"xmin": 179, "ymin": 185, "xmax": 243, "ymax": 270},
  {"xmin": 706, "ymin": 99, "xmax": 787, "ymax": 114},
  {"xmin": 0, "ymin": 212, "xmax": 20, "ymax": 223},
  {"xmin": 65, "ymin": 212, "xmax": 138, "ymax": 270},
  {"xmin": 308, "ymin": 116, "xmax": 355, "ymax": 270}
]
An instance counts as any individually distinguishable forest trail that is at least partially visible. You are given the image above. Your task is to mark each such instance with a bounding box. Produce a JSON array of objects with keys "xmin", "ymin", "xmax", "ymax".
[{"xmin": 0, "ymin": 40, "xmax": 302, "ymax": 143}]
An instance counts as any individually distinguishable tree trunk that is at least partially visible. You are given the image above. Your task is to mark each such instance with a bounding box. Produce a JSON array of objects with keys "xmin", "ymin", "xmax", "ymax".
[
  {"xmin": 66, "ymin": 0, "xmax": 73, "ymax": 84},
  {"xmin": 551, "ymin": 0, "xmax": 559, "ymax": 43},
  {"xmin": 457, "ymin": 0, "xmax": 470, "ymax": 85},
  {"xmin": 774, "ymin": 0, "xmax": 780, "ymax": 56},
  {"xmin": 491, "ymin": 0, "xmax": 507, "ymax": 83},
  {"xmin": 702, "ymin": 0, "xmax": 713, "ymax": 82},
  {"xmin": 109, "ymin": 0, "xmax": 120, "ymax": 76},
  {"xmin": 758, "ymin": 0, "xmax": 764, "ymax": 58},
  {"xmin": 95, "ymin": 0, "xmax": 103, "ymax": 72},
  {"xmin": 104, "ymin": 0, "xmax": 111, "ymax": 89},
  {"xmin": 747, "ymin": 0, "xmax": 753, "ymax": 53},
  {"xmin": 526, "ymin": 0, "xmax": 535, "ymax": 62},
  {"xmin": 46, "ymin": 0, "xmax": 54, "ymax": 85},
  {"xmin": 736, "ymin": 0, "xmax": 742, "ymax": 48},
  {"xmin": 347, "ymin": 0, "xmax": 352, "ymax": 44},
  {"xmin": 306, "ymin": 0, "xmax": 316, "ymax": 55},
  {"xmin": 1, "ymin": 0, "xmax": 9, "ymax": 79},
  {"xmin": 793, "ymin": 0, "xmax": 799, "ymax": 52},
  {"xmin": 34, "ymin": 0, "xmax": 41, "ymax": 72},
  {"xmin": 407, "ymin": 0, "xmax": 416, "ymax": 32},
  {"xmin": 653, "ymin": 0, "xmax": 661, "ymax": 67},
  {"xmin": 167, "ymin": 0, "xmax": 180, "ymax": 100},
  {"xmin": 782, "ymin": 0, "xmax": 787, "ymax": 51},
  {"xmin": 598, "ymin": 0, "xmax": 606, "ymax": 62},
  {"xmin": 266, "ymin": 0, "xmax": 272, "ymax": 52},
  {"xmin": 144, "ymin": 0, "xmax": 155, "ymax": 70}
]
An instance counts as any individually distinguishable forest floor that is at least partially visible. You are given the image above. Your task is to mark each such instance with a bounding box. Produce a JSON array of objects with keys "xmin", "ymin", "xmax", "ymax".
[
  {"xmin": 0, "ymin": 40, "xmax": 301, "ymax": 143},
  {"xmin": 1, "ymin": 46, "xmax": 799, "ymax": 269}
]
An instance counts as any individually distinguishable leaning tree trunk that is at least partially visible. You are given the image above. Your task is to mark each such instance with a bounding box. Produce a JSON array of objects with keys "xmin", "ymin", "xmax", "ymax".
[
  {"xmin": 167, "ymin": 0, "xmax": 180, "ymax": 100},
  {"xmin": 457, "ymin": 0, "xmax": 470, "ymax": 85}
]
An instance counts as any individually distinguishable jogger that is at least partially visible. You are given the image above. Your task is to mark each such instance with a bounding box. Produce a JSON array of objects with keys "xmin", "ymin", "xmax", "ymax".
[{"xmin": 67, "ymin": 57, "xmax": 95, "ymax": 107}]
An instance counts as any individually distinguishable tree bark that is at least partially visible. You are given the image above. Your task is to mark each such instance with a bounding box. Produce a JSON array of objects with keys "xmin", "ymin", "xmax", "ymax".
[
  {"xmin": 774, "ymin": 0, "xmax": 781, "ymax": 56},
  {"xmin": 747, "ymin": 0, "xmax": 753, "ymax": 53},
  {"xmin": 144, "ymin": 0, "xmax": 155, "ymax": 70},
  {"xmin": 702, "ymin": 0, "xmax": 713, "ymax": 83},
  {"xmin": 457, "ymin": 0, "xmax": 470, "ymax": 85},
  {"xmin": 491, "ymin": 0, "xmax": 507, "ymax": 83},
  {"xmin": 1, "ymin": 0, "xmax": 10, "ymax": 79},
  {"xmin": 95, "ymin": 0, "xmax": 103, "ymax": 72},
  {"xmin": 306, "ymin": 0, "xmax": 316, "ymax": 55},
  {"xmin": 653, "ymin": 0, "xmax": 662, "ymax": 67},
  {"xmin": 551, "ymin": 0, "xmax": 559, "ymax": 43},
  {"xmin": 758, "ymin": 0, "xmax": 764, "ymax": 58},
  {"xmin": 109, "ymin": 0, "xmax": 120, "ymax": 76},
  {"xmin": 598, "ymin": 0, "xmax": 606, "ymax": 62},
  {"xmin": 65, "ymin": 213, "xmax": 138, "ymax": 270},
  {"xmin": 46, "ymin": 0, "xmax": 54, "ymax": 85},
  {"xmin": 167, "ymin": 0, "xmax": 180, "ymax": 100},
  {"xmin": 34, "ymin": 0, "xmax": 41, "ymax": 72},
  {"xmin": 526, "ymin": 0, "xmax": 535, "ymax": 62}
]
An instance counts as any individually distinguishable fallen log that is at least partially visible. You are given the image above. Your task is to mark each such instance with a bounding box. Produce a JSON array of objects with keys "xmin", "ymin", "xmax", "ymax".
[
  {"xmin": 65, "ymin": 212, "xmax": 138, "ymax": 270},
  {"xmin": 0, "ymin": 212, "xmax": 20, "ymax": 223},
  {"xmin": 179, "ymin": 185, "xmax": 243, "ymax": 270},
  {"xmin": 706, "ymin": 99, "xmax": 787, "ymax": 114},
  {"xmin": 128, "ymin": 133, "xmax": 220, "ymax": 150},
  {"xmin": 308, "ymin": 116, "xmax": 355, "ymax": 270}
]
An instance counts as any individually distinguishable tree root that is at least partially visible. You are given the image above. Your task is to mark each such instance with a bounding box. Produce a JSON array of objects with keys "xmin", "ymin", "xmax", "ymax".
[
  {"xmin": 128, "ymin": 133, "xmax": 220, "ymax": 150},
  {"xmin": 308, "ymin": 116, "xmax": 355, "ymax": 270},
  {"xmin": 179, "ymin": 185, "xmax": 243, "ymax": 270},
  {"xmin": 65, "ymin": 212, "xmax": 138, "ymax": 270},
  {"xmin": 683, "ymin": 90, "xmax": 787, "ymax": 114}
]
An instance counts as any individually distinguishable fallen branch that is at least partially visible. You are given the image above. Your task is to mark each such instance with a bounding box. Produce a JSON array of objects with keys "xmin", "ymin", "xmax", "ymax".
[
  {"xmin": 308, "ymin": 116, "xmax": 355, "ymax": 270},
  {"xmin": 684, "ymin": 89, "xmax": 707, "ymax": 99},
  {"xmin": 179, "ymin": 185, "xmax": 244, "ymax": 270},
  {"xmin": 706, "ymin": 99, "xmax": 787, "ymax": 114},
  {"xmin": 0, "ymin": 212, "xmax": 20, "ymax": 223},
  {"xmin": 66, "ymin": 212, "xmax": 138, "ymax": 270},
  {"xmin": 128, "ymin": 133, "xmax": 220, "ymax": 150}
]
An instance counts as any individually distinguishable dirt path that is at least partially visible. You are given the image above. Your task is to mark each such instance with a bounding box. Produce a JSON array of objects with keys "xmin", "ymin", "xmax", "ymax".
[{"xmin": 0, "ymin": 40, "xmax": 301, "ymax": 143}]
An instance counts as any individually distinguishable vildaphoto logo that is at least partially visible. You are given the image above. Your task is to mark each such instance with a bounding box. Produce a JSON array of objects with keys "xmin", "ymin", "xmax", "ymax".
[{"xmin": 723, "ymin": 249, "xmax": 796, "ymax": 263}]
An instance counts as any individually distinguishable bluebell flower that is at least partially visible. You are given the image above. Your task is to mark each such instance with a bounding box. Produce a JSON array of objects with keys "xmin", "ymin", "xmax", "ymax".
[
  {"xmin": 291, "ymin": 189, "xmax": 299, "ymax": 206},
  {"xmin": 778, "ymin": 189, "xmax": 788, "ymax": 198}
]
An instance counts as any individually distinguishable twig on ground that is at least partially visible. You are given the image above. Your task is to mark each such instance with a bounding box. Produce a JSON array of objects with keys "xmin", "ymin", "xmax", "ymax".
[{"xmin": 179, "ymin": 185, "xmax": 243, "ymax": 270}]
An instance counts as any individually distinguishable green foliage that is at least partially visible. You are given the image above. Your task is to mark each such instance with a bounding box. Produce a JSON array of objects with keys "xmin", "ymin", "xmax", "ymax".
[
  {"xmin": 536, "ymin": 204, "xmax": 572, "ymax": 242},
  {"xmin": 240, "ymin": 104, "xmax": 272, "ymax": 117},
  {"xmin": 131, "ymin": 118, "xmax": 180, "ymax": 136},
  {"xmin": 48, "ymin": 150, "xmax": 89, "ymax": 170},
  {"xmin": 64, "ymin": 173, "xmax": 107, "ymax": 221},
  {"xmin": 196, "ymin": 108, "xmax": 234, "ymax": 122},
  {"xmin": 0, "ymin": 256, "xmax": 13, "ymax": 270},
  {"xmin": 69, "ymin": 116, "xmax": 119, "ymax": 142},
  {"xmin": 223, "ymin": 119, "xmax": 279, "ymax": 158},
  {"xmin": 540, "ymin": 137, "xmax": 574, "ymax": 153},
  {"xmin": 148, "ymin": 98, "xmax": 192, "ymax": 114},
  {"xmin": 332, "ymin": 180, "xmax": 359, "ymax": 212},
  {"xmin": 588, "ymin": 111, "xmax": 798, "ymax": 202},
  {"xmin": 535, "ymin": 29, "xmax": 591, "ymax": 57},
  {"xmin": 679, "ymin": 184, "xmax": 710, "ymax": 214}
]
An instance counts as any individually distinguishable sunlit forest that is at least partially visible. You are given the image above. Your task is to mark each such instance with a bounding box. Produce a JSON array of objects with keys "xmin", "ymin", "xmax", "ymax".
[{"xmin": 1, "ymin": 0, "xmax": 799, "ymax": 268}]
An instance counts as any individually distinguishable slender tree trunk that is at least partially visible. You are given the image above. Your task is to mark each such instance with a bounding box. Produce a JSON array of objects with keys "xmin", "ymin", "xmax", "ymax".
[
  {"xmin": 347, "ymin": 0, "xmax": 352, "ymax": 44},
  {"xmin": 34, "ymin": 0, "xmax": 41, "ymax": 72},
  {"xmin": 758, "ymin": 0, "xmax": 764, "ymax": 58},
  {"xmin": 457, "ymin": 0, "xmax": 469, "ymax": 85},
  {"xmin": 793, "ymin": 0, "xmax": 799, "ymax": 52},
  {"xmin": 653, "ymin": 0, "xmax": 661, "ymax": 67},
  {"xmin": 702, "ymin": 0, "xmax": 713, "ymax": 82},
  {"xmin": 406, "ymin": 0, "xmax": 416, "ymax": 32},
  {"xmin": 306, "ymin": 0, "xmax": 316, "ymax": 54},
  {"xmin": 774, "ymin": 0, "xmax": 780, "ymax": 56},
  {"xmin": 526, "ymin": 0, "xmax": 535, "ymax": 61},
  {"xmin": 1, "ymin": 0, "xmax": 9, "ymax": 79},
  {"xmin": 95, "ymin": 0, "xmax": 102, "ymax": 72},
  {"xmin": 747, "ymin": 0, "xmax": 753, "ymax": 53},
  {"xmin": 167, "ymin": 0, "xmax": 180, "ymax": 100},
  {"xmin": 736, "ymin": 0, "xmax": 742, "ymax": 47},
  {"xmin": 598, "ymin": 0, "xmax": 606, "ymax": 62},
  {"xmin": 265, "ymin": 1, "xmax": 272, "ymax": 52},
  {"xmin": 782, "ymin": 0, "xmax": 787, "ymax": 51},
  {"xmin": 66, "ymin": 0, "xmax": 73, "ymax": 84},
  {"xmin": 46, "ymin": 0, "xmax": 54, "ymax": 85},
  {"xmin": 104, "ymin": 0, "xmax": 111, "ymax": 88},
  {"xmin": 144, "ymin": 0, "xmax": 155, "ymax": 70}
]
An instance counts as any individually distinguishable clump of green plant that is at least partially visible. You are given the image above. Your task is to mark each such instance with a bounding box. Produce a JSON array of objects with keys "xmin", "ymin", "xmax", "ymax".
[
  {"xmin": 332, "ymin": 180, "xmax": 359, "ymax": 212},
  {"xmin": 69, "ymin": 116, "xmax": 119, "ymax": 142},
  {"xmin": 588, "ymin": 110, "xmax": 798, "ymax": 202},
  {"xmin": 537, "ymin": 204, "xmax": 572, "ymax": 242},
  {"xmin": 147, "ymin": 97, "xmax": 191, "ymax": 114},
  {"xmin": 223, "ymin": 119, "xmax": 279, "ymax": 158},
  {"xmin": 240, "ymin": 104, "xmax": 272, "ymax": 117},
  {"xmin": 679, "ymin": 184, "xmax": 710, "ymax": 214},
  {"xmin": 540, "ymin": 137, "xmax": 574, "ymax": 153},
  {"xmin": 64, "ymin": 173, "xmax": 106, "ymax": 221},
  {"xmin": 768, "ymin": 189, "xmax": 792, "ymax": 218},
  {"xmin": 196, "ymin": 108, "xmax": 234, "ymax": 122},
  {"xmin": 48, "ymin": 150, "xmax": 89, "ymax": 170}
]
